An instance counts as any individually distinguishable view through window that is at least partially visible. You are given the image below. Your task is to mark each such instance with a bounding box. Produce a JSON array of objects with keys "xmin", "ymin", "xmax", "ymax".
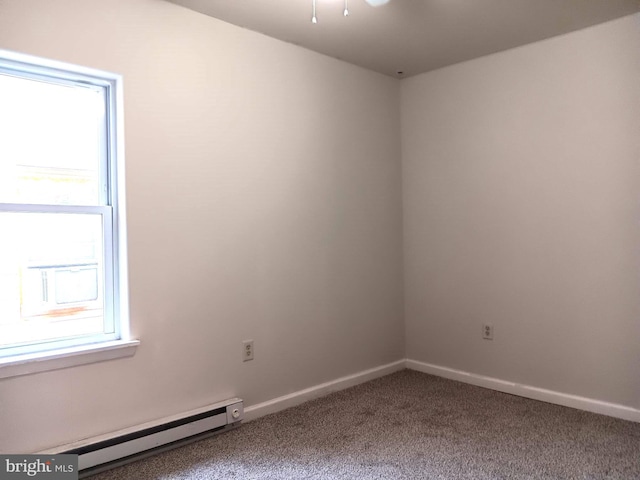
[{"xmin": 0, "ymin": 52, "xmax": 125, "ymax": 358}]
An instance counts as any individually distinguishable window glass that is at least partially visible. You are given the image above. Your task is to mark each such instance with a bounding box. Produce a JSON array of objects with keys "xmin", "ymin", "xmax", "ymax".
[
  {"xmin": 0, "ymin": 73, "xmax": 103, "ymax": 206},
  {"xmin": 0, "ymin": 212, "xmax": 106, "ymax": 349}
]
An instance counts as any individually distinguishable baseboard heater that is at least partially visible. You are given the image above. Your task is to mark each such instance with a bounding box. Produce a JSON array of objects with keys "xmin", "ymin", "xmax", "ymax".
[{"xmin": 44, "ymin": 398, "xmax": 243, "ymax": 477}]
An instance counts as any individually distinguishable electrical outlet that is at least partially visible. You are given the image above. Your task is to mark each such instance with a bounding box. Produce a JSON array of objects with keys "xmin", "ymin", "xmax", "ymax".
[
  {"xmin": 242, "ymin": 340, "xmax": 254, "ymax": 362},
  {"xmin": 482, "ymin": 324, "xmax": 494, "ymax": 340}
]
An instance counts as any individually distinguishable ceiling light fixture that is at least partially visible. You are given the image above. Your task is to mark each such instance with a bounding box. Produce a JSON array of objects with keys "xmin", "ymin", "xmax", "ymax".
[{"xmin": 311, "ymin": 0, "xmax": 390, "ymax": 24}]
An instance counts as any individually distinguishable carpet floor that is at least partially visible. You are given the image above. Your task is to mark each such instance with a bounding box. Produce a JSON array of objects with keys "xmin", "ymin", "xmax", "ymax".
[{"xmin": 91, "ymin": 370, "xmax": 640, "ymax": 479}]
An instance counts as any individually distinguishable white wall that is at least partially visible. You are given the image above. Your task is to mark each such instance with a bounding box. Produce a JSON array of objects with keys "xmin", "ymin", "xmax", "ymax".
[
  {"xmin": 0, "ymin": 0, "xmax": 404, "ymax": 452},
  {"xmin": 402, "ymin": 14, "xmax": 640, "ymax": 409}
]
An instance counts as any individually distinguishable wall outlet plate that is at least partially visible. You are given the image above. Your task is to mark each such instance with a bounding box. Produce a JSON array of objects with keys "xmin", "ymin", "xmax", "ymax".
[
  {"xmin": 482, "ymin": 324, "xmax": 494, "ymax": 340},
  {"xmin": 242, "ymin": 340, "xmax": 254, "ymax": 361}
]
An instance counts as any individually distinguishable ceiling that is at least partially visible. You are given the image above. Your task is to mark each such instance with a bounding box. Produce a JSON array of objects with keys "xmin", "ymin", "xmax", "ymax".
[{"xmin": 166, "ymin": 0, "xmax": 639, "ymax": 78}]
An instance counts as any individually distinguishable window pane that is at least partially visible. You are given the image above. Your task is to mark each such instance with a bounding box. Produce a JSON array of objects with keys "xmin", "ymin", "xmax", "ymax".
[
  {"xmin": 0, "ymin": 212, "xmax": 106, "ymax": 349},
  {"xmin": 0, "ymin": 73, "xmax": 103, "ymax": 206}
]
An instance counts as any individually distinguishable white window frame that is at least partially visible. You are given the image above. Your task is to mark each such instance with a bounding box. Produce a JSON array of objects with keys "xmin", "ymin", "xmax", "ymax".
[{"xmin": 0, "ymin": 50, "xmax": 138, "ymax": 377}]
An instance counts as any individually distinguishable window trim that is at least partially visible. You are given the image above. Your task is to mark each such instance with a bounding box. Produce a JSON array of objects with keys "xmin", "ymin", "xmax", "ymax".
[
  {"xmin": 0, "ymin": 49, "xmax": 134, "ymax": 366},
  {"xmin": 0, "ymin": 339, "xmax": 140, "ymax": 379}
]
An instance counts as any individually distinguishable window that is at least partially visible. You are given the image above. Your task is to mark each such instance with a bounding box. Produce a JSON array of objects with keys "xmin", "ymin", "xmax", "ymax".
[{"xmin": 0, "ymin": 50, "xmax": 130, "ymax": 361}]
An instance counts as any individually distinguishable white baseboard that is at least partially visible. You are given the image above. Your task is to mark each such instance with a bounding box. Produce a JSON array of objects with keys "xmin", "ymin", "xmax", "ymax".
[
  {"xmin": 244, "ymin": 360, "xmax": 405, "ymax": 422},
  {"xmin": 244, "ymin": 358, "xmax": 639, "ymax": 424},
  {"xmin": 406, "ymin": 359, "xmax": 640, "ymax": 423}
]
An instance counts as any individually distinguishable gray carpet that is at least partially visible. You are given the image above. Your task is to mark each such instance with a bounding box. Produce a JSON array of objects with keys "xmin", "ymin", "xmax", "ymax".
[{"xmin": 91, "ymin": 370, "xmax": 640, "ymax": 479}]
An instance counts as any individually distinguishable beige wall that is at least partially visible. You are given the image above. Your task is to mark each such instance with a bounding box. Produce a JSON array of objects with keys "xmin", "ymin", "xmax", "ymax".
[
  {"xmin": 0, "ymin": 0, "xmax": 404, "ymax": 452},
  {"xmin": 402, "ymin": 14, "xmax": 640, "ymax": 408}
]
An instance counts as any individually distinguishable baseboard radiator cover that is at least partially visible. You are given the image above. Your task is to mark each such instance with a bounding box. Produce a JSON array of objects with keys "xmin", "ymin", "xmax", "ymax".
[{"xmin": 46, "ymin": 398, "xmax": 243, "ymax": 477}]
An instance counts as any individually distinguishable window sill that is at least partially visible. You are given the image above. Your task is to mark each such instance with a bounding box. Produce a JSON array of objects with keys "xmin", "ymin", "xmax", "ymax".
[{"xmin": 0, "ymin": 339, "xmax": 140, "ymax": 379}]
